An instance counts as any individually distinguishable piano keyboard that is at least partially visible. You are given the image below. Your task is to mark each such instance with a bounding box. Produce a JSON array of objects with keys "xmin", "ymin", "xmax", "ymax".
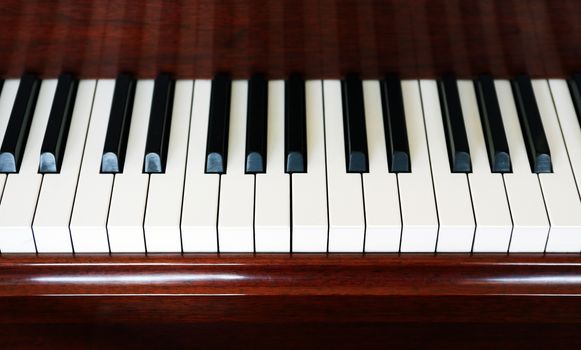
[{"xmin": 0, "ymin": 73, "xmax": 579, "ymax": 254}]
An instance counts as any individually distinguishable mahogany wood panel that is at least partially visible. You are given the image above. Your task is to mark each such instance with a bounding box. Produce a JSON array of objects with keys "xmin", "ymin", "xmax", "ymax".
[
  {"xmin": 3, "ymin": 323, "xmax": 581, "ymax": 349},
  {"xmin": 0, "ymin": 254, "xmax": 580, "ymax": 348},
  {"xmin": 0, "ymin": 0, "xmax": 578, "ymax": 79},
  {"xmin": 1, "ymin": 254, "xmax": 580, "ymax": 297}
]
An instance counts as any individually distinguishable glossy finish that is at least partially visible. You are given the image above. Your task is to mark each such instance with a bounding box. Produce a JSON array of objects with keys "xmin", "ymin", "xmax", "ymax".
[
  {"xmin": 205, "ymin": 73, "xmax": 231, "ymax": 174},
  {"xmin": 474, "ymin": 74, "xmax": 511, "ymax": 173},
  {"xmin": 341, "ymin": 74, "xmax": 368, "ymax": 173},
  {"xmin": 284, "ymin": 74, "xmax": 307, "ymax": 173},
  {"xmin": 143, "ymin": 73, "xmax": 174, "ymax": 173},
  {"xmin": 39, "ymin": 73, "xmax": 78, "ymax": 173},
  {"xmin": 101, "ymin": 73, "xmax": 136, "ymax": 174},
  {"xmin": 0, "ymin": 0, "xmax": 578, "ymax": 80},
  {"xmin": 0, "ymin": 254, "xmax": 580, "ymax": 297},
  {"xmin": 1, "ymin": 253, "xmax": 580, "ymax": 347},
  {"xmin": 380, "ymin": 74, "xmax": 410, "ymax": 173},
  {"xmin": 438, "ymin": 74, "xmax": 471, "ymax": 173},
  {"xmin": 0, "ymin": 73, "xmax": 40, "ymax": 173},
  {"xmin": 245, "ymin": 74, "xmax": 268, "ymax": 173},
  {"xmin": 511, "ymin": 75, "xmax": 552, "ymax": 173}
]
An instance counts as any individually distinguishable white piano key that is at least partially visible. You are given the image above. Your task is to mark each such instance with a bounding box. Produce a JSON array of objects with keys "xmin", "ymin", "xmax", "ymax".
[
  {"xmin": 548, "ymin": 80, "xmax": 581, "ymax": 198},
  {"xmin": 420, "ymin": 80, "xmax": 474, "ymax": 253},
  {"xmin": 495, "ymin": 80, "xmax": 549, "ymax": 252},
  {"xmin": 254, "ymin": 81, "xmax": 290, "ymax": 252},
  {"xmin": 323, "ymin": 80, "xmax": 365, "ymax": 252},
  {"xmin": 0, "ymin": 80, "xmax": 56, "ymax": 253},
  {"xmin": 0, "ymin": 80, "xmax": 19, "ymax": 221},
  {"xmin": 292, "ymin": 80, "xmax": 328, "ymax": 253},
  {"xmin": 533, "ymin": 80, "xmax": 581, "ymax": 253},
  {"xmin": 107, "ymin": 80, "xmax": 152, "ymax": 253},
  {"xmin": 458, "ymin": 80, "xmax": 512, "ymax": 252},
  {"xmin": 33, "ymin": 80, "xmax": 95, "ymax": 253},
  {"xmin": 144, "ymin": 80, "xmax": 192, "ymax": 253},
  {"xmin": 181, "ymin": 80, "xmax": 220, "ymax": 252},
  {"xmin": 398, "ymin": 81, "xmax": 439, "ymax": 252},
  {"xmin": 361, "ymin": 80, "xmax": 401, "ymax": 252},
  {"xmin": 70, "ymin": 80, "xmax": 115, "ymax": 253},
  {"xmin": 218, "ymin": 81, "xmax": 255, "ymax": 252}
]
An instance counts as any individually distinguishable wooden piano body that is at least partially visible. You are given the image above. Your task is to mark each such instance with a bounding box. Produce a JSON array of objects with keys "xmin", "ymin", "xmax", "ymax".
[{"xmin": 0, "ymin": 1, "xmax": 580, "ymax": 348}]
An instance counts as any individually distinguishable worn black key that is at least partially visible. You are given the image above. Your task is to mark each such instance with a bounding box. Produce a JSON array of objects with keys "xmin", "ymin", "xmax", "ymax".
[
  {"xmin": 101, "ymin": 73, "xmax": 136, "ymax": 173},
  {"xmin": 474, "ymin": 74, "xmax": 511, "ymax": 173},
  {"xmin": 285, "ymin": 74, "xmax": 307, "ymax": 173},
  {"xmin": 38, "ymin": 73, "xmax": 78, "ymax": 173},
  {"xmin": 245, "ymin": 73, "xmax": 268, "ymax": 173},
  {"xmin": 0, "ymin": 80, "xmax": 4, "ymax": 95},
  {"xmin": 511, "ymin": 74, "xmax": 552, "ymax": 173},
  {"xmin": 437, "ymin": 74, "xmax": 472, "ymax": 173},
  {"xmin": 0, "ymin": 73, "xmax": 40, "ymax": 173},
  {"xmin": 205, "ymin": 73, "xmax": 232, "ymax": 174},
  {"xmin": 567, "ymin": 73, "xmax": 581, "ymax": 129},
  {"xmin": 380, "ymin": 74, "xmax": 410, "ymax": 173},
  {"xmin": 341, "ymin": 74, "xmax": 368, "ymax": 173},
  {"xmin": 143, "ymin": 73, "xmax": 174, "ymax": 173}
]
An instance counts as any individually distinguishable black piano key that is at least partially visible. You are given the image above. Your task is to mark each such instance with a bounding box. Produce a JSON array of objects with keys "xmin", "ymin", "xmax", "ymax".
[
  {"xmin": 101, "ymin": 73, "xmax": 136, "ymax": 173},
  {"xmin": 474, "ymin": 74, "xmax": 511, "ymax": 173},
  {"xmin": 245, "ymin": 73, "xmax": 268, "ymax": 174},
  {"xmin": 341, "ymin": 74, "xmax": 369, "ymax": 173},
  {"xmin": 285, "ymin": 73, "xmax": 307, "ymax": 173},
  {"xmin": 205, "ymin": 73, "xmax": 232, "ymax": 174},
  {"xmin": 567, "ymin": 73, "xmax": 581, "ymax": 130},
  {"xmin": 0, "ymin": 80, "xmax": 4, "ymax": 95},
  {"xmin": 39, "ymin": 73, "xmax": 78, "ymax": 173},
  {"xmin": 511, "ymin": 74, "xmax": 552, "ymax": 173},
  {"xmin": 380, "ymin": 74, "xmax": 410, "ymax": 173},
  {"xmin": 0, "ymin": 73, "xmax": 40, "ymax": 173},
  {"xmin": 437, "ymin": 74, "xmax": 472, "ymax": 173},
  {"xmin": 143, "ymin": 73, "xmax": 175, "ymax": 173}
]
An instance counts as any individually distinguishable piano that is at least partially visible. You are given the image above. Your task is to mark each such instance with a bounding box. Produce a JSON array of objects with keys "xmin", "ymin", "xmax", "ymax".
[{"xmin": 0, "ymin": 0, "xmax": 580, "ymax": 348}]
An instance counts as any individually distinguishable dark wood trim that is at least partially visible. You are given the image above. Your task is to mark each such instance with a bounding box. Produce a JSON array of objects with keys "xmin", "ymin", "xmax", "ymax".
[
  {"xmin": 0, "ymin": 0, "xmax": 579, "ymax": 79},
  {"xmin": 1, "ymin": 254, "xmax": 580, "ymax": 298},
  {"xmin": 1, "ymin": 254, "xmax": 580, "ymax": 347}
]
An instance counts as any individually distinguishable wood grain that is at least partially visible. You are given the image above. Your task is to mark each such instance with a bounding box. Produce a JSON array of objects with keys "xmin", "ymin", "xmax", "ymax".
[
  {"xmin": 0, "ymin": 0, "xmax": 577, "ymax": 79},
  {"xmin": 1, "ymin": 254, "xmax": 580, "ymax": 298},
  {"xmin": 0, "ymin": 254, "xmax": 580, "ymax": 348}
]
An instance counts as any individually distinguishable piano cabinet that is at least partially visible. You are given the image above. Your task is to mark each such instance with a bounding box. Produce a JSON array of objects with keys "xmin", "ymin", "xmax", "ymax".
[
  {"xmin": 1, "ymin": 0, "xmax": 581, "ymax": 80},
  {"xmin": 0, "ymin": 254, "xmax": 580, "ymax": 348}
]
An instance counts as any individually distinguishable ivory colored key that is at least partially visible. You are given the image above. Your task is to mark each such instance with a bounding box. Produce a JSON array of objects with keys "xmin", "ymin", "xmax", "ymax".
[
  {"xmin": 0, "ymin": 80, "xmax": 55, "ymax": 252},
  {"xmin": 533, "ymin": 80, "xmax": 581, "ymax": 253},
  {"xmin": 420, "ymin": 80, "xmax": 475, "ymax": 253},
  {"xmin": 33, "ymin": 80, "xmax": 95, "ymax": 253},
  {"xmin": 218, "ymin": 81, "xmax": 255, "ymax": 252},
  {"xmin": 181, "ymin": 80, "xmax": 220, "ymax": 252},
  {"xmin": 496, "ymin": 81, "xmax": 549, "ymax": 252},
  {"xmin": 0, "ymin": 80, "xmax": 19, "ymax": 229},
  {"xmin": 323, "ymin": 80, "xmax": 365, "ymax": 252},
  {"xmin": 550, "ymin": 80, "xmax": 581, "ymax": 198},
  {"xmin": 398, "ymin": 81, "xmax": 439, "ymax": 252},
  {"xmin": 292, "ymin": 81, "xmax": 328, "ymax": 252},
  {"xmin": 254, "ymin": 81, "xmax": 290, "ymax": 252},
  {"xmin": 144, "ymin": 80, "xmax": 192, "ymax": 253},
  {"xmin": 362, "ymin": 80, "xmax": 401, "ymax": 252},
  {"xmin": 107, "ymin": 81, "xmax": 152, "ymax": 253},
  {"xmin": 70, "ymin": 80, "xmax": 116, "ymax": 253},
  {"xmin": 458, "ymin": 80, "xmax": 512, "ymax": 252}
]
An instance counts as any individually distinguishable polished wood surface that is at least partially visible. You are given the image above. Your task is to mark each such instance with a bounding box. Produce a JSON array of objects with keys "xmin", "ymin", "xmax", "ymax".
[
  {"xmin": 1, "ymin": 0, "xmax": 580, "ymax": 79},
  {"xmin": 1, "ymin": 254, "xmax": 581, "ymax": 298},
  {"xmin": 0, "ymin": 254, "xmax": 580, "ymax": 348}
]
